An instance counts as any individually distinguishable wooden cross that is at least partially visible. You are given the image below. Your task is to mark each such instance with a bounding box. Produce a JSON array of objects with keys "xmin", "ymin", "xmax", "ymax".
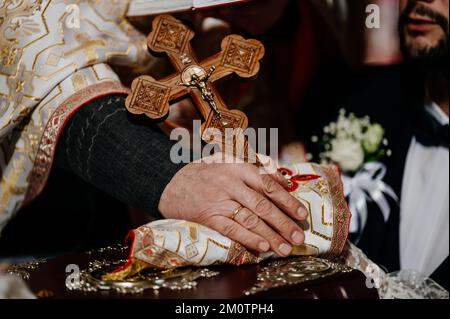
[{"xmin": 125, "ymin": 15, "xmax": 265, "ymax": 159}]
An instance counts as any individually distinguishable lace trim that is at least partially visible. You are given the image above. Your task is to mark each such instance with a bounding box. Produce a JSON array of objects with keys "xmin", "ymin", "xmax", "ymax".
[{"xmin": 336, "ymin": 243, "xmax": 449, "ymax": 299}]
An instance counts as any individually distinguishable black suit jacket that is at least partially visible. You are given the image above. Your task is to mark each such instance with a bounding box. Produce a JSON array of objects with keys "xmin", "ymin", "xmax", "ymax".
[{"xmin": 298, "ymin": 64, "xmax": 448, "ymax": 290}]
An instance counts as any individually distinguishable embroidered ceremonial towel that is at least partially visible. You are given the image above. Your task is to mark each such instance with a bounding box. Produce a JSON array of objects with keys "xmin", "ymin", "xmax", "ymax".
[{"xmin": 105, "ymin": 163, "xmax": 351, "ymax": 280}]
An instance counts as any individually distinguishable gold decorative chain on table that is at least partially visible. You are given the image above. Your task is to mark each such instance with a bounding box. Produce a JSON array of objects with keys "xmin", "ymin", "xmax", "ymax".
[
  {"xmin": 244, "ymin": 257, "xmax": 353, "ymax": 296},
  {"xmin": 6, "ymin": 259, "xmax": 47, "ymax": 281},
  {"xmin": 66, "ymin": 259, "xmax": 220, "ymax": 294}
]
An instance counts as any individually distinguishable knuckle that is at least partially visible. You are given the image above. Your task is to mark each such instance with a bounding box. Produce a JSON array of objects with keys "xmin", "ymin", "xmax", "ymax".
[
  {"xmin": 261, "ymin": 227, "xmax": 281, "ymax": 241},
  {"xmin": 241, "ymin": 213, "xmax": 260, "ymax": 230},
  {"xmin": 215, "ymin": 171, "xmax": 229, "ymax": 184},
  {"xmin": 221, "ymin": 223, "xmax": 237, "ymax": 237},
  {"xmin": 261, "ymin": 174, "xmax": 278, "ymax": 195},
  {"xmin": 286, "ymin": 194, "xmax": 301, "ymax": 209},
  {"xmin": 265, "ymin": 232, "xmax": 284, "ymax": 247},
  {"xmin": 255, "ymin": 198, "xmax": 273, "ymax": 217},
  {"xmin": 277, "ymin": 218, "xmax": 296, "ymax": 232}
]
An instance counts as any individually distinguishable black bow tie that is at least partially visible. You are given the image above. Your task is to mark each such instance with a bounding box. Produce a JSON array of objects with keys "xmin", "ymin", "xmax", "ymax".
[{"xmin": 414, "ymin": 108, "xmax": 449, "ymax": 149}]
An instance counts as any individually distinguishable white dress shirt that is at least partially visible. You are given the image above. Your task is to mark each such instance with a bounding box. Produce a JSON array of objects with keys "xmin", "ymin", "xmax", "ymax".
[{"xmin": 400, "ymin": 101, "xmax": 449, "ymax": 276}]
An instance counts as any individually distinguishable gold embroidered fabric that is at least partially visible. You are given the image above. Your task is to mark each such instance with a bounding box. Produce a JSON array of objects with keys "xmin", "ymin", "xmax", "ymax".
[
  {"xmin": 106, "ymin": 163, "xmax": 351, "ymax": 280},
  {"xmin": 0, "ymin": 0, "xmax": 161, "ymax": 233}
]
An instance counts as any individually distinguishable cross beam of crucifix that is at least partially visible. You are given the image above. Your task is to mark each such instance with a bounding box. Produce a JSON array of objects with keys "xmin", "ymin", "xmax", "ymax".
[{"xmin": 125, "ymin": 15, "xmax": 265, "ymax": 159}]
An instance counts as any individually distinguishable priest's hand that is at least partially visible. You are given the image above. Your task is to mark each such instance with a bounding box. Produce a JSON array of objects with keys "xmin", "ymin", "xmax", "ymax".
[{"xmin": 158, "ymin": 153, "xmax": 308, "ymax": 257}]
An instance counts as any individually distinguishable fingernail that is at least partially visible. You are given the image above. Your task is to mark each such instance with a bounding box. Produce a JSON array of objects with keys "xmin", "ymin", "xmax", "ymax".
[
  {"xmin": 259, "ymin": 242, "xmax": 270, "ymax": 252},
  {"xmin": 292, "ymin": 231, "xmax": 304, "ymax": 244},
  {"xmin": 297, "ymin": 207, "xmax": 308, "ymax": 219},
  {"xmin": 279, "ymin": 243, "xmax": 292, "ymax": 256}
]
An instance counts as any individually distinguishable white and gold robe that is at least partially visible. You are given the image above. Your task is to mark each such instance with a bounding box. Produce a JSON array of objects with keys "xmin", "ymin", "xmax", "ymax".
[{"xmin": 0, "ymin": 0, "xmax": 174, "ymax": 233}]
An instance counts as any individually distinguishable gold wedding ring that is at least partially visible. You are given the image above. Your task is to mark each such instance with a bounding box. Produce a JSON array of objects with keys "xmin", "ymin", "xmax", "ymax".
[{"xmin": 231, "ymin": 205, "xmax": 245, "ymax": 221}]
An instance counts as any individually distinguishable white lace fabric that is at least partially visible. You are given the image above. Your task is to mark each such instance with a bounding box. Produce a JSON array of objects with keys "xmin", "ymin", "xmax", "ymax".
[
  {"xmin": 337, "ymin": 243, "xmax": 449, "ymax": 299},
  {"xmin": 0, "ymin": 272, "xmax": 35, "ymax": 299}
]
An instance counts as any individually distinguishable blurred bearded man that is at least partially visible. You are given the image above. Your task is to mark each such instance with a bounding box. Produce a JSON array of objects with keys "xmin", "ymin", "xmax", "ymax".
[
  {"xmin": 395, "ymin": 0, "xmax": 449, "ymax": 288},
  {"xmin": 399, "ymin": 0, "xmax": 449, "ymax": 79},
  {"xmin": 300, "ymin": 0, "xmax": 448, "ymax": 290}
]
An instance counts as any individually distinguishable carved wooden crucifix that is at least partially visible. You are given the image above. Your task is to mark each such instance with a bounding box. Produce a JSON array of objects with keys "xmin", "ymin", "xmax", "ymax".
[{"xmin": 125, "ymin": 15, "xmax": 265, "ymax": 159}]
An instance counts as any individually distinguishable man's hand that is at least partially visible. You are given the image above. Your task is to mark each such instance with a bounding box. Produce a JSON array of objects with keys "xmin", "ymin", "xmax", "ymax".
[{"xmin": 158, "ymin": 154, "xmax": 308, "ymax": 257}]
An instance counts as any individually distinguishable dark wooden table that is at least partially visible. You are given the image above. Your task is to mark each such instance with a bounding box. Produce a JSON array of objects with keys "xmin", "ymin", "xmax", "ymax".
[{"xmin": 22, "ymin": 247, "xmax": 379, "ymax": 299}]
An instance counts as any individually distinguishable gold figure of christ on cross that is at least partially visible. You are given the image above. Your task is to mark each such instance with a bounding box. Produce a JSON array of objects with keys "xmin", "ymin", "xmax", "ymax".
[{"xmin": 125, "ymin": 15, "xmax": 265, "ymax": 160}]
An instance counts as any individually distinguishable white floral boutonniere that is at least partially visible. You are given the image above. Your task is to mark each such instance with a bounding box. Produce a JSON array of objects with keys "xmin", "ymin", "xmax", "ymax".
[
  {"xmin": 311, "ymin": 109, "xmax": 398, "ymax": 240},
  {"xmin": 312, "ymin": 109, "xmax": 391, "ymax": 174}
]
